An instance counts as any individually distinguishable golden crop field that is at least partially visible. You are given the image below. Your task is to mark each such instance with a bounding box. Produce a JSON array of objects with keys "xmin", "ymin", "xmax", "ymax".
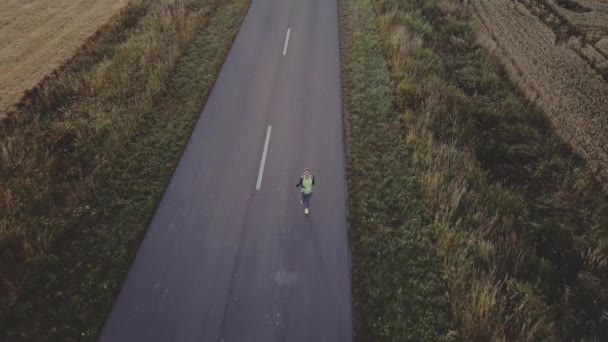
[
  {"xmin": 471, "ymin": 0, "xmax": 608, "ymax": 182},
  {"xmin": 0, "ymin": 0, "xmax": 132, "ymax": 116}
]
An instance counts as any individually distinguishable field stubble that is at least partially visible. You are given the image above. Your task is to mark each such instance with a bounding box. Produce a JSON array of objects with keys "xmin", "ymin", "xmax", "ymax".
[
  {"xmin": 0, "ymin": 0, "xmax": 132, "ymax": 115},
  {"xmin": 471, "ymin": 0, "xmax": 608, "ymax": 185}
]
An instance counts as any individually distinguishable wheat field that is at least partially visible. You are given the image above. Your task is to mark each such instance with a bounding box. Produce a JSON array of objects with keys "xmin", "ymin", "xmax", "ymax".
[
  {"xmin": 0, "ymin": 0, "xmax": 132, "ymax": 115},
  {"xmin": 471, "ymin": 0, "xmax": 608, "ymax": 183}
]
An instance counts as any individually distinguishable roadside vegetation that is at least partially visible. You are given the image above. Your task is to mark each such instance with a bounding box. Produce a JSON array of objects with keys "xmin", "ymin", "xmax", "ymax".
[
  {"xmin": 339, "ymin": 0, "xmax": 452, "ymax": 340},
  {"xmin": 0, "ymin": 0, "xmax": 250, "ymax": 340},
  {"xmin": 342, "ymin": 0, "xmax": 608, "ymax": 340}
]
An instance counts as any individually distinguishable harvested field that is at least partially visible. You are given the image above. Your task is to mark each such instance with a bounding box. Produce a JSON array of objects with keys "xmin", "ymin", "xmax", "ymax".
[
  {"xmin": 0, "ymin": 0, "xmax": 132, "ymax": 115},
  {"xmin": 471, "ymin": 0, "xmax": 608, "ymax": 183}
]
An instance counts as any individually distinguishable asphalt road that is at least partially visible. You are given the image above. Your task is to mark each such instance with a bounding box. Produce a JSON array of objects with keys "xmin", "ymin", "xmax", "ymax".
[{"xmin": 99, "ymin": 0, "xmax": 352, "ymax": 340}]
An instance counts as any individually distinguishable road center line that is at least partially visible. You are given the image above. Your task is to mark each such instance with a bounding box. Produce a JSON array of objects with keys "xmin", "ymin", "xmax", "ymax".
[
  {"xmin": 256, "ymin": 126, "xmax": 272, "ymax": 190},
  {"xmin": 282, "ymin": 28, "xmax": 291, "ymax": 56}
]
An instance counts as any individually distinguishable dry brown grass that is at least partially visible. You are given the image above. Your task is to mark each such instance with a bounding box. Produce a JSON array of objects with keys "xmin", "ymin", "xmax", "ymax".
[
  {"xmin": 0, "ymin": 0, "xmax": 132, "ymax": 115},
  {"xmin": 471, "ymin": 0, "xmax": 608, "ymax": 183},
  {"xmin": 551, "ymin": 0, "xmax": 608, "ymax": 35},
  {"xmin": 597, "ymin": 37, "xmax": 608, "ymax": 55}
]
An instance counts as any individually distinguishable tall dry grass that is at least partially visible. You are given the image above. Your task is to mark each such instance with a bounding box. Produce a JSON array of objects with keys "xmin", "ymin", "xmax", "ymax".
[{"xmin": 597, "ymin": 38, "xmax": 608, "ymax": 55}]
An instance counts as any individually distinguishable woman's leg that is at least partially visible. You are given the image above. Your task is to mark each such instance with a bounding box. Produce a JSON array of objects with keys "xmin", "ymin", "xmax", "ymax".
[{"xmin": 303, "ymin": 193, "xmax": 312, "ymax": 208}]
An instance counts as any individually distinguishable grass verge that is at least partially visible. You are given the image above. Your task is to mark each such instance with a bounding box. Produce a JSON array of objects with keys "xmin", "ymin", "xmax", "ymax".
[
  {"xmin": 0, "ymin": 0, "xmax": 250, "ymax": 340},
  {"xmin": 339, "ymin": 0, "xmax": 453, "ymax": 340}
]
